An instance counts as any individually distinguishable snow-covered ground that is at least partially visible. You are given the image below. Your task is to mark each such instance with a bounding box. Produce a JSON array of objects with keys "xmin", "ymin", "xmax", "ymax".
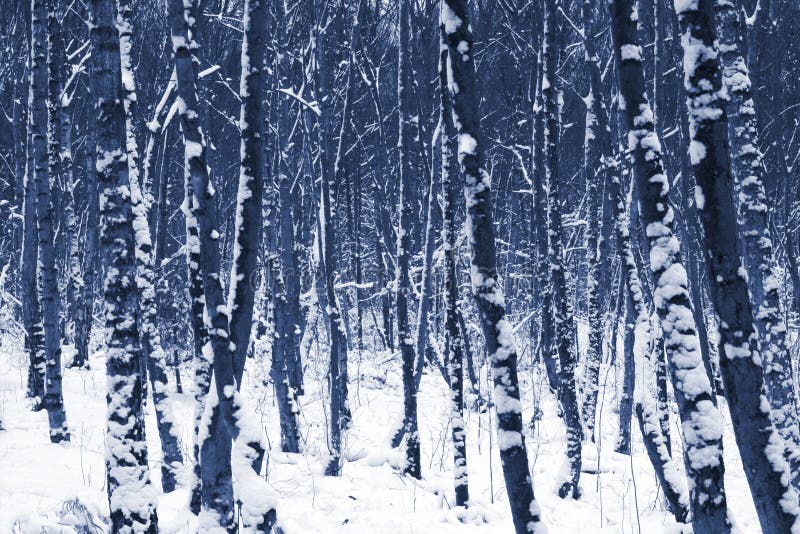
[{"xmin": 0, "ymin": 331, "xmax": 761, "ymax": 533}]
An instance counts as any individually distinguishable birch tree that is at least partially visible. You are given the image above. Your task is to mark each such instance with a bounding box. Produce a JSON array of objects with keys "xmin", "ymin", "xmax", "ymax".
[
  {"xmin": 396, "ymin": 0, "xmax": 421, "ymax": 479},
  {"xmin": 87, "ymin": 0, "xmax": 156, "ymax": 528},
  {"xmin": 439, "ymin": 25, "xmax": 469, "ymax": 508},
  {"xmin": 674, "ymin": 0, "xmax": 799, "ymax": 529},
  {"xmin": 610, "ymin": 0, "xmax": 730, "ymax": 529},
  {"xmin": 168, "ymin": 0, "xmax": 277, "ymax": 528},
  {"xmin": 116, "ymin": 0, "xmax": 183, "ymax": 493},
  {"xmin": 716, "ymin": 0, "xmax": 800, "ymax": 492},
  {"xmin": 543, "ymin": 0, "xmax": 583, "ymax": 499},
  {"xmin": 312, "ymin": 0, "xmax": 350, "ymax": 478},
  {"xmin": 32, "ymin": 0, "xmax": 69, "ymax": 443},
  {"xmin": 442, "ymin": 1, "xmax": 544, "ymax": 531}
]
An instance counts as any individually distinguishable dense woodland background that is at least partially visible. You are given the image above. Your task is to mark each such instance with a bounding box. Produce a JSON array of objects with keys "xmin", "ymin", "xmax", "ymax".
[{"xmin": 2, "ymin": 0, "xmax": 800, "ymax": 532}]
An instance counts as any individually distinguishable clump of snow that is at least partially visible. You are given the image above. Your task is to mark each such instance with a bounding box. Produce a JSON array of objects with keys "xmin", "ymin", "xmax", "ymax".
[
  {"xmin": 694, "ymin": 185, "xmax": 705, "ymax": 210},
  {"xmin": 689, "ymin": 140, "xmax": 706, "ymax": 165},
  {"xmin": 441, "ymin": 1, "xmax": 463, "ymax": 35},
  {"xmin": 620, "ymin": 44, "xmax": 642, "ymax": 61}
]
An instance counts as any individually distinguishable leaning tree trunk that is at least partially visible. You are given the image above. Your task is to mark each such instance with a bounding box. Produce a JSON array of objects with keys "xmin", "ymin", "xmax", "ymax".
[
  {"xmin": 716, "ymin": 0, "xmax": 800, "ymax": 493},
  {"xmin": 614, "ymin": 159, "xmax": 691, "ymax": 523},
  {"xmin": 32, "ymin": 0, "xmax": 69, "ymax": 443},
  {"xmin": 168, "ymin": 0, "xmax": 277, "ymax": 530},
  {"xmin": 439, "ymin": 34, "xmax": 469, "ymax": 508},
  {"xmin": 441, "ymin": 1, "xmax": 544, "ymax": 532},
  {"xmin": 167, "ymin": 19, "xmax": 210, "ymax": 516},
  {"xmin": 87, "ymin": 0, "xmax": 157, "ymax": 529},
  {"xmin": 674, "ymin": 0, "xmax": 798, "ymax": 530},
  {"xmin": 609, "ymin": 0, "xmax": 730, "ymax": 530},
  {"xmin": 117, "ymin": 0, "xmax": 183, "ymax": 493}
]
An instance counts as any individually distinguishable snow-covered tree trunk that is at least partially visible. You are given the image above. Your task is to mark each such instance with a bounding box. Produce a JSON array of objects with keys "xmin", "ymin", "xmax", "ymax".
[
  {"xmin": 20, "ymin": 8, "xmax": 44, "ymax": 396},
  {"xmin": 184, "ymin": 165, "xmax": 213, "ymax": 515},
  {"xmin": 275, "ymin": 18, "xmax": 304, "ymax": 395},
  {"xmin": 129, "ymin": 160, "xmax": 184, "ymax": 494},
  {"xmin": 32, "ymin": 0, "xmax": 69, "ymax": 443},
  {"xmin": 270, "ymin": 22, "xmax": 303, "ymax": 450},
  {"xmin": 677, "ymin": 91, "xmax": 720, "ymax": 397},
  {"xmin": 116, "ymin": 0, "xmax": 183, "ymax": 493},
  {"xmin": 10, "ymin": 0, "xmax": 28, "ymax": 314},
  {"xmin": 531, "ymin": 50, "xmax": 560, "ymax": 396},
  {"xmin": 269, "ymin": 6, "xmax": 303, "ymax": 452},
  {"xmin": 269, "ymin": 211, "xmax": 301, "ymax": 454},
  {"xmin": 231, "ymin": 0, "xmax": 278, "ymax": 524},
  {"xmin": 653, "ymin": 321, "xmax": 671, "ymax": 453},
  {"xmin": 674, "ymin": 0, "xmax": 799, "ymax": 529},
  {"xmin": 161, "ymin": 18, "xmax": 208, "ymax": 515},
  {"xmin": 116, "ymin": 0, "xmax": 146, "ymax": 387},
  {"xmin": 617, "ymin": 286, "xmax": 635, "ymax": 455},
  {"xmin": 543, "ymin": 0, "xmax": 582, "ymax": 499},
  {"xmin": 87, "ymin": 0, "xmax": 157, "ymax": 529},
  {"xmin": 633, "ymin": 314, "xmax": 691, "ymax": 523},
  {"xmin": 44, "ymin": 0, "xmax": 63, "ymax": 265},
  {"xmin": 228, "ymin": 0, "xmax": 265, "ymax": 387},
  {"xmin": 169, "ymin": 0, "xmax": 277, "ymax": 529},
  {"xmin": 22, "ymin": 125, "xmax": 46, "ymax": 404},
  {"xmin": 73, "ymin": 109, "xmax": 97, "ymax": 371},
  {"xmin": 412, "ymin": 137, "xmax": 441, "ymax": 392},
  {"xmin": 614, "ymin": 162, "xmax": 690, "ymax": 523},
  {"xmin": 609, "ymin": 0, "xmax": 731, "ymax": 530},
  {"xmin": 46, "ymin": 0, "xmax": 79, "ymax": 351},
  {"xmin": 278, "ymin": 173, "xmax": 304, "ymax": 396},
  {"xmin": 440, "ymin": 34, "xmax": 469, "ymax": 508},
  {"xmin": 396, "ymin": 0, "xmax": 421, "ymax": 479},
  {"xmin": 170, "ymin": 0, "xmax": 234, "ymax": 523},
  {"xmin": 716, "ymin": 0, "xmax": 800, "ymax": 492},
  {"xmin": 441, "ymin": 1, "xmax": 544, "ymax": 532},
  {"xmin": 580, "ymin": 0, "xmax": 610, "ymax": 442},
  {"xmin": 312, "ymin": 0, "xmax": 350, "ymax": 478}
]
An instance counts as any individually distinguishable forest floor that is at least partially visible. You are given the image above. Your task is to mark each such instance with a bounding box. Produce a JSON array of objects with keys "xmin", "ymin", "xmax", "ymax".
[{"xmin": 0, "ymin": 330, "xmax": 762, "ymax": 533}]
